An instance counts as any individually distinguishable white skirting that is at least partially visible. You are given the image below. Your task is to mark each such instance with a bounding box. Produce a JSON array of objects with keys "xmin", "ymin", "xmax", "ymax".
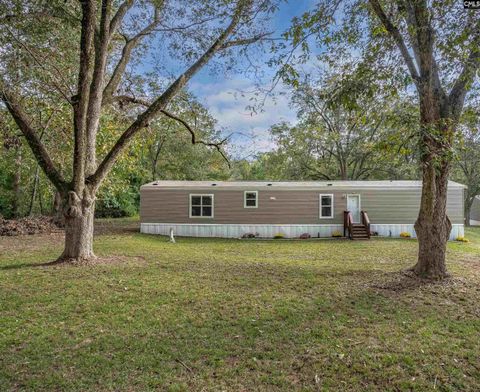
[
  {"xmin": 370, "ymin": 224, "xmax": 464, "ymax": 241},
  {"xmin": 140, "ymin": 223, "xmax": 464, "ymax": 241},
  {"xmin": 141, "ymin": 223, "xmax": 344, "ymax": 239},
  {"xmin": 470, "ymin": 219, "xmax": 480, "ymax": 226}
]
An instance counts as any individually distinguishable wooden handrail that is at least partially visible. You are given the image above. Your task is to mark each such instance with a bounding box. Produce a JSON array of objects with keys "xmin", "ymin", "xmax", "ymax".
[
  {"xmin": 347, "ymin": 213, "xmax": 353, "ymax": 239},
  {"xmin": 343, "ymin": 210, "xmax": 353, "ymax": 239},
  {"xmin": 361, "ymin": 211, "xmax": 371, "ymax": 239}
]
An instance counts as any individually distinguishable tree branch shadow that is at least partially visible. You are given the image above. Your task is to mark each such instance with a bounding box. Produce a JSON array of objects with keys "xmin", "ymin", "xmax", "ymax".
[
  {"xmin": 0, "ymin": 260, "xmax": 61, "ymax": 271},
  {"xmin": 0, "ymin": 255, "xmax": 147, "ymax": 271}
]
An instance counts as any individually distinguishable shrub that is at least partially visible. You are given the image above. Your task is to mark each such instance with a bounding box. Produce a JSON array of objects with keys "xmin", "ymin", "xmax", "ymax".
[
  {"xmin": 332, "ymin": 230, "xmax": 342, "ymax": 238},
  {"xmin": 96, "ymin": 189, "xmax": 138, "ymax": 218},
  {"xmin": 400, "ymin": 232, "xmax": 411, "ymax": 238},
  {"xmin": 273, "ymin": 233, "xmax": 285, "ymax": 239},
  {"xmin": 456, "ymin": 236, "xmax": 469, "ymax": 243},
  {"xmin": 299, "ymin": 233, "xmax": 311, "ymax": 239},
  {"xmin": 242, "ymin": 233, "xmax": 257, "ymax": 239}
]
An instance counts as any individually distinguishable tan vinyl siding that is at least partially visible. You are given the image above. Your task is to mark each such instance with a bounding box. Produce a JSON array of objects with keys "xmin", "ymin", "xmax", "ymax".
[
  {"xmin": 360, "ymin": 188, "xmax": 464, "ymax": 224},
  {"xmin": 140, "ymin": 186, "xmax": 464, "ymax": 225},
  {"xmin": 471, "ymin": 197, "xmax": 480, "ymax": 221},
  {"xmin": 141, "ymin": 189, "xmax": 343, "ymax": 224},
  {"xmin": 448, "ymin": 187, "xmax": 464, "ymax": 224}
]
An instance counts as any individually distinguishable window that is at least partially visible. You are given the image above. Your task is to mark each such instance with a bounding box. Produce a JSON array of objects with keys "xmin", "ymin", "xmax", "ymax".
[
  {"xmin": 244, "ymin": 191, "xmax": 258, "ymax": 208},
  {"xmin": 190, "ymin": 194, "xmax": 214, "ymax": 218},
  {"xmin": 319, "ymin": 194, "xmax": 334, "ymax": 218}
]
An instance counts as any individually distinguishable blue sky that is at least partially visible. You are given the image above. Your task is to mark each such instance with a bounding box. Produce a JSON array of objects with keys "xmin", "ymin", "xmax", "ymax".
[{"xmin": 184, "ymin": 1, "xmax": 316, "ymax": 158}]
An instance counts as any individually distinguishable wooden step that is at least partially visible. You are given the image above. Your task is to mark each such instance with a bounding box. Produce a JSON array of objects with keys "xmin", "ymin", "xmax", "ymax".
[{"xmin": 349, "ymin": 223, "xmax": 370, "ymax": 240}]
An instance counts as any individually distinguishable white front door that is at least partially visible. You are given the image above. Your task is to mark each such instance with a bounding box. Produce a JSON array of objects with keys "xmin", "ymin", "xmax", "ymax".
[{"xmin": 347, "ymin": 195, "xmax": 361, "ymax": 223}]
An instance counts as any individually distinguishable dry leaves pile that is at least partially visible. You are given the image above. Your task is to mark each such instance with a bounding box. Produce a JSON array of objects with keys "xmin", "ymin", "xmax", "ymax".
[{"xmin": 0, "ymin": 215, "xmax": 63, "ymax": 236}]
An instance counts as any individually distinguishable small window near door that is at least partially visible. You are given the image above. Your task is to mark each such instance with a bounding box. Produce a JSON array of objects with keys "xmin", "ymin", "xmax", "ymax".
[
  {"xmin": 319, "ymin": 194, "xmax": 334, "ymax": 218},
  {"xmin": 190, "ymin": 194, "xmax": 214, "ymax": 218},
  {"xmin": 244, "ymin": 191, "xmax": 258, "ymax": 208}
]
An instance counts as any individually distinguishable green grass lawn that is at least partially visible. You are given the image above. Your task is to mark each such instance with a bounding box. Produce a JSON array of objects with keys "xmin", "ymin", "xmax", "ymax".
[{"xmin": 1, "ymin": 222, "xmax": 479, "ymax": 391}]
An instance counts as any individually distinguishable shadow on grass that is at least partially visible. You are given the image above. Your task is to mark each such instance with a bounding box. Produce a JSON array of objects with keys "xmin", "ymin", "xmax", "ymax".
[
  {"xmin": 0, "ymin": 260, "xmax": 61, "ymax": 271},
  {"xmin": 0, "ymin": 254, "xmax": 147, "ymax": 271},
  {"xmin": 368, "ymin": 269, "xmax": 457, "ymax": 293}
]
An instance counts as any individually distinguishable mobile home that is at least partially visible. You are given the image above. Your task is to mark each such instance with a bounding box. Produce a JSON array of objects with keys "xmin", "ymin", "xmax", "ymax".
[{"xmin": 140, "ymin": 180, "xmax": 465, "ymax": 240}]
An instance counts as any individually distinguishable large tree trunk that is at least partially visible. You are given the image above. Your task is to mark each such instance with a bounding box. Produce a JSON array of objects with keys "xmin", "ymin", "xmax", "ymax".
[
  {"xmin": 413, "ymin": 164, "xmax": 452, "ymax": 279},
  {"xmin": 38, "ymin": 182, "xmax": 44, "ymax": 215},
  {"xmin": 52, "ymin": 190, "xmax": 65, "ymax": 226},
  {"xmin": 465, "ymin": 204, "xmax": 471, "ymax": 227},
  {"xmin": 12, "ymin": 148, "xmax": 22, "ymax": 218},
  {"xmin": 28, "ymin": 165, "xmax": 40, "ymax": 216},
  {"xmin": 58, "ymin": 190, "xmax": 96, "ymax": 262},
  {"xmin": 412, "ymin": 95, "xmax": 453, "ymax": 279},
  {"xmin": 464, "ymin": 194, "xmax": 474, "ymax": 227}
]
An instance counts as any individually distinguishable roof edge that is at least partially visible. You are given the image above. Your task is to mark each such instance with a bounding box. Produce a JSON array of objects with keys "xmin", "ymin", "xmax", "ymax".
[{"xmin": 141, "ymin": 180, "xmax": 467, "ymax": 189}]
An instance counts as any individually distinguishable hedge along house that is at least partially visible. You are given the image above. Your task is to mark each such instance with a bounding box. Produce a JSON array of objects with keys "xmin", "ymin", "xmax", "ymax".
[
  {"xmin": 471, "ymin": 196, "xmax": 480, "ymax": 226},
  {"xmin": 140, "ymin": 180, "xmax": 466, "ymax": 240}
]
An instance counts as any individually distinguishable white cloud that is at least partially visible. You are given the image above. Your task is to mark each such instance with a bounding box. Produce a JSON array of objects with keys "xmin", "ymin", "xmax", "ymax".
[{"xmin": 190, "ymin": 77, "xmax": 297, "ymax": 157}]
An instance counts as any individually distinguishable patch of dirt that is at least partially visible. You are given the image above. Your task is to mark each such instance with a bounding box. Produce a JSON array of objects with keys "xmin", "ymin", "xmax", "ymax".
[
  {"xmin": 368, "ymin": 270, "xmax": 463, "ymax": 293},
  {"xmin": 0, "ymin": 215, "xmax": 63, "ymax": 236},
  {"xmin": 364, "ymin": 269, "xmax": 480, "ymax": 320}
]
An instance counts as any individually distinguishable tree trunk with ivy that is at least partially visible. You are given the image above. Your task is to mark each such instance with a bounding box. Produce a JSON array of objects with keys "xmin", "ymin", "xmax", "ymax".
[{"xmin": 413, "ymin": 96, "xmax": 453, "ymax": 278}]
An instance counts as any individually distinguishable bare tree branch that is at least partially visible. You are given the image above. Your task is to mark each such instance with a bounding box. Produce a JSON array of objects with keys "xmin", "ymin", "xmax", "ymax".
[
  {"xmin": 160, "ymin": 109, "xmax": 230, "ymax": 167},
  {"xmin": 86, "ymin": 0, "xmax": 113, "ymax": 174},
  {"xmin": 400, "ymin": 0, "xmax": 445, "ymax": 100},
  {"xmin": 154, "ymin": 15, "xmax": 223, "ymax": 33},
  {"xmin": 103, "ymin": 6, "xmax": 162, "ymax": 103},
  {"xmin": 72, "ymin": 0, "xmax": 96, "ymax": 193},
  {"xmin": 449, "ymin": 19, "xmax": 480, "ymax": 119},
  {"xmin": 369, "ymin": 0, "xmax": 420, "ymax": 83},
  {"xmin": 89, "ymin": 0, "xmax": 250, "ymax": 189},
  {"xmin": 111, "ymin": 94, "xmax": 150, "ymax": 106},
  {"xmin": 219, "ymin": 32, "xmax": 272, "ymax": 49},
  {"xmin": 109, "ymin": 0, "xmax": 134, "ymax": 35},
  {"xmin": 111, "ymin": 95, "xmax": 230, "ymax": 166},
  {"xmin": 1, "ymin": 88, "xmax": 67, "ymax": 191}
]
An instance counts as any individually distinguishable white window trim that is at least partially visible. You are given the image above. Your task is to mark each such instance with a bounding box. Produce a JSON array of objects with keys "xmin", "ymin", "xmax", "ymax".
[
  {"xmin": 319, "ymin": 194, "xmax": 334, "ymax": 219},
  {"xmin": 189, "ymin": 194, "xmax": 214, "ymax": 218},
  {"xmin": 244, "ymin": 190, "xmax": 258, "ymax": 208}
]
